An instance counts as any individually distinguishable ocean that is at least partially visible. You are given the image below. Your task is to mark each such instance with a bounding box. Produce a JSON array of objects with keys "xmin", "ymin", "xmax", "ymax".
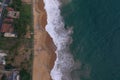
[{"xmin": 44, "ymin": 0, "xmax": 120, "ymax": 80}]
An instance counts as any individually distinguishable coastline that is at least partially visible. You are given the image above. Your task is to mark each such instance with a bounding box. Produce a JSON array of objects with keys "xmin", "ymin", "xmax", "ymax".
[{"xmin": 32, "ymin": 0, "xmax": 56, "ymax": 80}]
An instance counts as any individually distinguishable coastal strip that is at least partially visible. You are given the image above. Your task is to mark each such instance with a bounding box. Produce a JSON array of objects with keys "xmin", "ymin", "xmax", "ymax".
[{"xmin": 32, "ymin": 0, "xmax": 56, "ymax": 80}]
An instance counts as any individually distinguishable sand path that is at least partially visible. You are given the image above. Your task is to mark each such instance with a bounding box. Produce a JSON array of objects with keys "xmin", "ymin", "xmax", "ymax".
[{"xmin": 32, "ymin": 0, "xmax": 56, "ymax": 80}]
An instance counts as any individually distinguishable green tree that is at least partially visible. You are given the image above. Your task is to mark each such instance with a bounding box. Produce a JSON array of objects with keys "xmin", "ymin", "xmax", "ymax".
[
  {"xmin": 1, "ymin": 74, "xmax": 7, "ymax": 80},
  {"xmin": 20, "ymin": 68, "xmax": 31, "ymax": 80}
]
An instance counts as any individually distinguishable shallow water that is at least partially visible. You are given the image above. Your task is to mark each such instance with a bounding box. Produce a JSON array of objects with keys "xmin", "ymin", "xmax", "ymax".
[{"xmin": 61, "ymin": 0, "xmax": 120, "ymax": 80}]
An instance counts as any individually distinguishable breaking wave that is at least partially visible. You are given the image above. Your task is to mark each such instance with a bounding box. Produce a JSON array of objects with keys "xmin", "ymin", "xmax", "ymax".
[{"xmin": 43, "ymin": 0, "xmax": 78, "ymax": 80}]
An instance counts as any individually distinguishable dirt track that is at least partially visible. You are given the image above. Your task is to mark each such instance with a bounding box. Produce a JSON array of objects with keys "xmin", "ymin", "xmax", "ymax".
[
  {"xmin": 32, "ymin": 0, "xmax": 56, "ymax": 80},
  {"xmin": 22, "ymin": 0, "xmax": 31, "ymax": 3}
]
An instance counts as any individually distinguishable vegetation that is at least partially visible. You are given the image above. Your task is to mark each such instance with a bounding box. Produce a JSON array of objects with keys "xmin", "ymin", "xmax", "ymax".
[
  {"xmin": 8, "ymin": 0, "xmax": 32, "ymax": 37},
  {"xmin": 14, "ymin": 4, "xmax": 32, "ymax": 37},
  {"xmin": 20, "ymin": 68, "xmax": 31, "ymax": 80},
  {"xmin": 9, "ymin": 0, "xmax": 22, "ymax": 11},
  {"xmin": 0, "ymin": 38, "xmax": 18, "ymax": 50},
  {"xmin": 1, "ymin": 74, "xmax": 7, "ymax": 80},
  {"xmin": 0, "ymin": 0, "xmax": 33, "ymax": 80},
  {"xmin": 0, "ymin": 0, "xmax": 33, "ymax": 49},
  {"xmin": 5, "ymin": 64, "xmax": 15, "ymax": 70}
]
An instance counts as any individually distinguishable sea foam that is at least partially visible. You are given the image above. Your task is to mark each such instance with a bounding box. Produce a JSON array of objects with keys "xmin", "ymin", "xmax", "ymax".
[{"xmin": 43, "ymin": 0, "xmax": 75, "ymax": 80}]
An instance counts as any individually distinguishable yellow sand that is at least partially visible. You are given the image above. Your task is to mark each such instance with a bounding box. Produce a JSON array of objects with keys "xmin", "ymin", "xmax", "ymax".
[{"xmin": 32, "ymin": 0, "xmax": 56, "ymax": 80}]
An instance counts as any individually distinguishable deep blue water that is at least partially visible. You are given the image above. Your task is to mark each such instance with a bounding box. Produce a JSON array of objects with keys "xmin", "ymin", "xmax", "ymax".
[{"xmin": 61, "ymin": 0, "xmax": 120, "ymax": 80}]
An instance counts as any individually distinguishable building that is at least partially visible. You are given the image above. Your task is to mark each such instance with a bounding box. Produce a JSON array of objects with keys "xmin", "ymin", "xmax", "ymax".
[
  {"xmin": 0, "ymin": 7, "xmax": 2, "ymax": 12},
  {"xmin": 0, "ymin": 51, "xmax": 7, "ymax": 65},
  {"xmin": 7, "ymin": 11, "xmax": 20, "ymax": 19},
  {"xmin": 0, "ymin": 23, "xmax": 14, "ymax": 33},
  {"xmin": 4, "ymin": 32, "xmax": 17, "ymax": 38},
  {"xmin": 6, "ymin": 7, "xmax": 14, "ymax": 11},
  {"xmin": 4, "ymin": 18, "xmax": 13, "ymax": 23},
  {"xmin": 8, "ymin": 71, "xmax": 20, "ymax": 80},
  {"xmin": 0, "ymin": 74, "xmax": 3, "ymax": 80},
  {"xmin": 0, "ymin": 18, "xmax": 14, "ymax": 33}
]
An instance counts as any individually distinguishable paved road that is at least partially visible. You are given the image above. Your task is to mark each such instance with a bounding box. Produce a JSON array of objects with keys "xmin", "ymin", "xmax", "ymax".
[{"xmin": 0, "ymin": 0, "xmax": 10, "ymax": 29}]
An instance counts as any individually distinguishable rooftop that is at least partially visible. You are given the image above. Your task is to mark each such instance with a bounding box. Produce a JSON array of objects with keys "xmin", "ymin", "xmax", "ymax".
[
  {"xmin": 6, "ymin": 7, "xmax": 14, "ymax": 11},
  {"xmin": 4, "ymin": 18, "xmax": 13, "ymax": 23},
  {"xmin": 0, "ymin": 23, "xmax": 14, "ymax": 33},
  {"xmin": 7, "ymin": 11, "xmax": 20, "ymax": 19}
]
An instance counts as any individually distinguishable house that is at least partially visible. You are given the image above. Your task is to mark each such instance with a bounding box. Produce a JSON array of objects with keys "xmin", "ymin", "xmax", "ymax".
[
  {"xmin": 0, "ymin": 51, "xmax": 7, "ymax": 65},
  {"xmin": 0, "ymin": 18, "xmax": 14, "ymax": 33},
  {"xmin": 5, "ymin": 0, "xmax": 11, "ymax": 4},
  {"xmin": 4, "ymin": 18, "xmax": 14, "ymax": 23},
  {"xmin": 8, "ymin": 71, "xmax": 20, "ymax": 80},
  {"xmin": 7, "ymin": 11, "xmax": 20, "ymax": 19},
  {"xmin": 0, "ymin": 56, "xmax": 6, "ymax": 65},
  {"xmin": 6, "ymin": 7, "xmax": 14, "ymax": 11},
  {"xmin": 4, "ymin": 32, "xmax": 17, "ymax": 38},
  {"xmin": 0, "ymin": 7, "xmax": 2, "ymax": 12},
  {"xmin": 0, "ymin": 23, "xmax": 14, "ymax": 33},
  {"xmin": 0, "ymin": 74, "xmax": 3, "ymax": 80},
  {"xmin": 0, "ymin": 64, "xmax": 4, "ymax": 70},
  {"xmin": 0, "ymin": 17, "xmax": 17, "ymax": 37},
  {"xmin": 16, "ymin": 75, "xmax": 20, "ymax": 80}
]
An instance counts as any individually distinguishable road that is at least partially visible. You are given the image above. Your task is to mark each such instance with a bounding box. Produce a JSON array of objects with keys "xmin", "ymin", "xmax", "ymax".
[{"xmin": 0, "ymin": 0, "xmax": 10, "ymax": 29}]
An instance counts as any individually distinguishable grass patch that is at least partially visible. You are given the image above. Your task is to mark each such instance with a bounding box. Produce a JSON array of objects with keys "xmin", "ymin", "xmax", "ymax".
[{"xmin": 14, "ymin": 4, "xmax": 32, "ymax": 37}]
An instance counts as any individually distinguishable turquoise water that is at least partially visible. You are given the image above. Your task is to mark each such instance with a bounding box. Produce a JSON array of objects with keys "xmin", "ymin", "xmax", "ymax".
[{"xmin": 61, "ymin": 0, "xmax": 120, "ymax": 80}]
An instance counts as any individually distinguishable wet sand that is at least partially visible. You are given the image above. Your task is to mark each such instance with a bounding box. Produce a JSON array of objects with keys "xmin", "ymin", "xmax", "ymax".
[{"xmin": 32, "ymin": 0, "xmax": 56, "ymax": 80}]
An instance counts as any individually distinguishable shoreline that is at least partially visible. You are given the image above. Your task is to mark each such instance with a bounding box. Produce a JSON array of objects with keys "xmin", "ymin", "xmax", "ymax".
[{"xmin": 32, "ymin": 0, "xmax": 56, "ymax": 80}]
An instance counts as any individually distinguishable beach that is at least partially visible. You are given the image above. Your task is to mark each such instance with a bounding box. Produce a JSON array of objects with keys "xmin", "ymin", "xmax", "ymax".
[
  {"xmin": 32, "ymin": 0, "xmax": 56, "ymax": 80},
  {"xmin": 32, "ymin": 0, "xmax": 120, "ymax": 80}
]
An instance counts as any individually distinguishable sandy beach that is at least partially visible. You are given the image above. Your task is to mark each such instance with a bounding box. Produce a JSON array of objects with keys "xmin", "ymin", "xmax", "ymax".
[{"xmin": 32, "ymin": 0, "xmax": 56, "ymax": 80}]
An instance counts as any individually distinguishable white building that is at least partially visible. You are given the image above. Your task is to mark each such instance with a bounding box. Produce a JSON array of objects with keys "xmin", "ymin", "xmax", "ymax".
[
  {"xmin": 4, "ymin": 33, "xmax": 17, "ymax": 38},
  {"xmin": 0, "ymin": 51, "xmax": 7, "ymax": 65},
  {"xmin": 7, "ymin": 11, "xmax": 20, "ymax": 19}
]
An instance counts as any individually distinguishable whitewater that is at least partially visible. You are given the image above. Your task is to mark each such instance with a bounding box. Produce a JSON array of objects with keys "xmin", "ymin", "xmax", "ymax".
[{"xmin": 43, "ymin": 0, "xmax": 77, "ymax": 80}]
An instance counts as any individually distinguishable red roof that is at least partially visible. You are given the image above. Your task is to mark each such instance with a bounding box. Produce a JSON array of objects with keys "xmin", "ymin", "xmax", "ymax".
[
  {"xmin": 0, "ymin": 8, "xmax": 2, "ymax": 12},
  {"xmin": 0, "ymin": 23, "xmax": 14, "ymax": 33},
  {"xmin": 6, "ymin": 7, "xmax": 14, "ymax": 11},
  {"xmin": 4, "ymin": 18, "xmax": 13, "ymax": 22}
]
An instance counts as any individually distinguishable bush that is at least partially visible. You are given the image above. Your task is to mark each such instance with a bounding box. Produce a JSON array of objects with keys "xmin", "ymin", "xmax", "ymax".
[
  {"xmin": 20, "ymin": 68, "xmax": 31, "ymax": 80},
  {"xmin": 1, "ymin": 74, "xmax": 7, "ymax": 80}
]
